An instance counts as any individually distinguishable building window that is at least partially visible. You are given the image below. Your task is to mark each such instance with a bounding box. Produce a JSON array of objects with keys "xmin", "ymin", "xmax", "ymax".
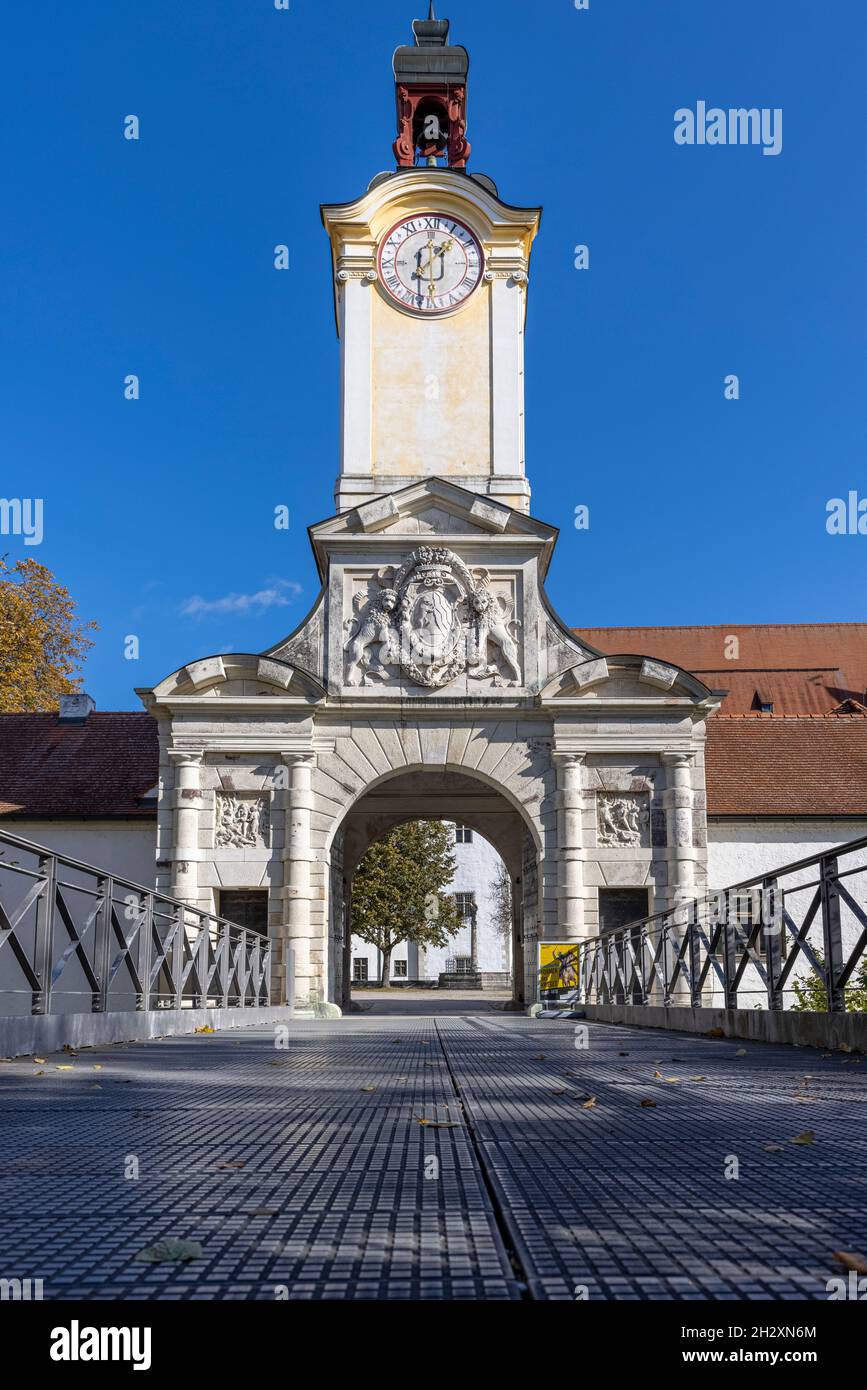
[
  {"xmin": 455, "ymin": 891, "xmax": 476, "ymax": 920},
  {"xmin": 353, "ymin": 958, "xmax": 369, "ymax": 982},
  {"xmin": 455, "ymin": 825, "xmax": 473, "ymax": 843},
  {"xmin": 393, "ymin": 959, "xmax": 408, "ymax": 978},
  {"xmin": 218, "ymin": 890, "xmax": 269, "ymax": 937},
  {"xmin": 598, "ymin": 888, "xmax": 651, "ymax": 935}
]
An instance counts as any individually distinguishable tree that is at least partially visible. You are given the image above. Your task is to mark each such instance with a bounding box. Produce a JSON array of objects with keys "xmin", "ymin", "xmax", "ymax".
[
  {"xmin": 791, "ymin": 955, "xmax": 867, "ymax": 1012},
  {"xmin": 490, "ymin": 860, "xmax": 513, "ymax": 943},
  {"xmin": 351, "ymin": 821, "xmax": 463, "ymax": 986},
  {"xmin": 0, "ymin": 557, "xmax": 97, "ymax": 713}
]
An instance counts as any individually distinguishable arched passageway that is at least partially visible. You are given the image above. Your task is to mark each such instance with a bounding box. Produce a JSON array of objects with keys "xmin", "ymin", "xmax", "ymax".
[{"xmin": 326, "ymin": 767, "xmax": 543, "ymax": 1011}]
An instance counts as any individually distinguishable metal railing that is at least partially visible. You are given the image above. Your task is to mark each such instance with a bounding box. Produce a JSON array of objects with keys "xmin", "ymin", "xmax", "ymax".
[
  {"xmin": 0, "ymin": 830, "xmax": 272, "ymax": 1017},
  {"xmin": 445, "ymin": 956, "xmax": 477, "ymax": 976},
  {"xmin": 540, "ymin": 836, "xmax": 867, "ymax": 1014}
]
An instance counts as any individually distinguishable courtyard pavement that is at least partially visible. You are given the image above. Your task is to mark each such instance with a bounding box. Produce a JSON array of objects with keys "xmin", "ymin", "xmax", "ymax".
[{"xmin": 1, "ymin": 1013, "xmax": 865, "ymax": 1300}]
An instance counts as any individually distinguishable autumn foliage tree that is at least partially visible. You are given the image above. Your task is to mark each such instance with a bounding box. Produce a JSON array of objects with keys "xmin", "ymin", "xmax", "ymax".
[
  {"xmin": 351, "ymin": 821, "xmax": 463, "ymax": 986},
  {"xmin": 0, "ymin": 557, "xmax": 97, "ymax": 713}
]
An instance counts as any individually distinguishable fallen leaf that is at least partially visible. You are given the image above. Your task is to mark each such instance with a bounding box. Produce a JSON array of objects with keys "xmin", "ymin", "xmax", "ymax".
[
  {"xmin": 534, "ymin": 1054, "xmax": 547, "ymax": 1061},
  {"xmin": 735, "ymin": 1049, "xmax": 747, "ymax": 1057},
  {"xmin": 839, "ymin": 1044, "xmax": 852, "ymax": 1054},
  {"xmin": 92, "ymin": 1065, "xmax": 103, "ymax": 1071},
  {"xmin": 56, "ymin": 1065, "xmax": 74, "ymax": 1071},
  {"xmin": 763, "ymin": 1144, "xmax": 785, "ymax": 1153},
  {"xmin": 135, "ymin": 1238, "xmax": 204, "ymax": 1264},
  {"xmin": 195, "ymin": 1026, "xmax": 216, "ymax": 1035},
  {"xmin": 791, "ymin": 1130, "xmax": 816, "ymax": 1146},
  {"xmin": 833, "ymin": 1251, "xmax": 867, "ymax": 1275},
  {"xmin": 640, "ymin": 1099, "xmax": 657, "ymax": 1109},
  {"xmin": 416, "ymin": 1118, "xmax": 460, "ymax": 1128},
  {"xmin": 704, "ymin": 1028, "xmax": 725, "ymax": 1038},
  {"xmin": 33, "ymin": 1057, "xmax": 46, "ymax": 1065},
  {"xmin": 581, "ymin": 1096, "xmax": 597, "ymax": 1110},
  {"xmin": 62, "ymin": 1044, "xmax": 77, "ymax": 1055},
  {"xmin": 652, "ymin": 1070, "xmax": 663, "ymax": 1078},
  {"xmin": 690, "ymin": 1076, "xmax": 707, "ymax": 1082},
  {"xmin": 34, "ymin": 1070, "xmax": 45, "ymax": 1076},
  {"xmin": 664, "ymin": 1077, "xmax": 680, "ymax": 1084},
  {"xmin": 360, "ymin": 1085, "xmax": 376, "ymax": 1092}
]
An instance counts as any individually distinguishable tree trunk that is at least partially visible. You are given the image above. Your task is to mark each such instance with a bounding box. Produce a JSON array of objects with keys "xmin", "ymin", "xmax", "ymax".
[{"xmin": 380, "ymin": 949, "xmax": 392, "ymax": 987}]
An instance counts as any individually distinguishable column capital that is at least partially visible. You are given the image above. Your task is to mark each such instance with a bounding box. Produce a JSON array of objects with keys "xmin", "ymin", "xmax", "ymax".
[
  {"xmin": 280, "ymin": 750, "xmax": 317, "ymax": 767},
  {"xmin": 167, "ymin": 748, "xmax": 203, "ymax": 765},
  {"xmin": 661, "ymin": 751, "xmax": 694, "ymax": 767},
  {"xmin": 551, "ymin": 749, "xmax": 587, "ymax": 766}
]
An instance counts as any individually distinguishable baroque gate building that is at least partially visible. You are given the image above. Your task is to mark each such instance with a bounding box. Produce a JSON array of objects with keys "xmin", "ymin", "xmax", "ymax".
[{"xmin": 139, "ymin": 9, "xmax": 721, "ymax": 1011}]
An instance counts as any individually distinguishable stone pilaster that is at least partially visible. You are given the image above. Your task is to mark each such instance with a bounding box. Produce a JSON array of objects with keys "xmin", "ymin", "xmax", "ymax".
[
  {"xmin": 281, "ymin": 752, "xmax": 318, "ymax": 1003},
  {"xmin": 554, "ymin": 751, "xmax": 586, "ymax": 939},
  {"xmin": 662, "ymin": 752, "xmax": 696, "ymax": 905},
  {"xmin": 167, "ymin": 750, "xmax": 203, "ymax": 904}
]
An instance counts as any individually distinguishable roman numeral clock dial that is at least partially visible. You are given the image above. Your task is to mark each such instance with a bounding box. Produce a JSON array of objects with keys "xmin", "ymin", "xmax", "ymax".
[{"xmin": 378, "ymin": 215, "xmax": 484, "ymax": 315}]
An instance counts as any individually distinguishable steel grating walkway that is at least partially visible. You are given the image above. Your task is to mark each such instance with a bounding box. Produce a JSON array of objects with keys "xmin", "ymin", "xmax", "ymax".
[{"xmin": 0, "ymin": 1014, "xmax": 865, "ymax": 1300}]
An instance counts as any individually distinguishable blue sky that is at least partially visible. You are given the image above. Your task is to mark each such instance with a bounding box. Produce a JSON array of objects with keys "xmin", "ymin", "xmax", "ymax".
[{"xmin": 2, "ymin": 0, "xmax": 865, "ymax": 709}]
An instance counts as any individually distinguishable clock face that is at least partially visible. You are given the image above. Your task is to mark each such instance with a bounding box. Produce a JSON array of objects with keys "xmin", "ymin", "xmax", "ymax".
[{"xmin": 378, "ymin": 214, "xmax": 484, "ymax": 315}]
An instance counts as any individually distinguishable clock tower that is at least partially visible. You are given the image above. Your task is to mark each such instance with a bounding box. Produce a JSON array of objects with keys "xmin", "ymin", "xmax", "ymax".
[{"xmin": 322, "ymin": 5, "xmax": 541, "ymax": 515}]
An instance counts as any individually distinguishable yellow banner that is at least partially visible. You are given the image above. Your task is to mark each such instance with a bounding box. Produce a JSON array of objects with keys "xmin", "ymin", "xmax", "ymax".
[{"xmin": 539, "ymin": 942, "xmax": 579, "ymax": 994}]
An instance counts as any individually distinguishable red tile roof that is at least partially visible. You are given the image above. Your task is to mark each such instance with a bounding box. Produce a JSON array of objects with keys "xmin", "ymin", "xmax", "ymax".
[
  {"xmin": 0, "ymin": 713, "xmax": 158, "ymax": 818},
  {"xmin": 575, "ymin": 623, "xmax": 867, "ymax": 817},
  {"xmin": 575, "ymin": 622, "xmax": 867, "ymax": 717},
  {"xmin": 705, "ymin": 717, "xmax": 867, "ymax": 817}
]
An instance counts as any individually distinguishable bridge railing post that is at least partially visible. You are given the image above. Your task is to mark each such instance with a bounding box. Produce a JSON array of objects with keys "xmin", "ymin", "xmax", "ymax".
[
  {"xmin": 93, "ymin": 874, "xmax": 113, "ymax": 1014},
  {"xmin": 661, "ymin": 916, "xmax": 672, "ymax": 1007},
  {"xmin": 763, "ymin": 877, "xmax": 783, "ymax": 1011},
  {"xmin": 32, "ymin": 850, "xmax": 57, "ymax": 1016},
  {"xmin": 721, "ymin": 890, "xmax": 738, "ymax": 1009},
  {"xmin": 688, "ymin": 899, "xmax": 702, "ymax": 1008},
  {"xmin": 820, "ymin": 854, "xmax": 846, "ymax": 1012},
  {"xmin": 138, "ymin": 891, "xmax": 154, "ymax": 1012},
  {"xmin": 171, "ymin": 903, "xmax": 185, "ymax": 1010},
  {"xmin": 638, "ymin": 925, "xmax": 649, "ymax": 1005}
]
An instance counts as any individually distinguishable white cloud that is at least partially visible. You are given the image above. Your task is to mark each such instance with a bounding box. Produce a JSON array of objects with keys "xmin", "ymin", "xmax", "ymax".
[{"xmin": 180, "ymin": 580, "xmax": 302, "ymax": 619}]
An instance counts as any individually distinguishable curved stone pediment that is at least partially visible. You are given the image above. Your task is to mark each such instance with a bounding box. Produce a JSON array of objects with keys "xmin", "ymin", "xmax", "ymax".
[
  {"xmin": 143, "ymin": 653, "xmax": 324, "ymax": 706},
  {"xmin": 541, "ymin": 654, "xmax": 721, "ymax": 707}
]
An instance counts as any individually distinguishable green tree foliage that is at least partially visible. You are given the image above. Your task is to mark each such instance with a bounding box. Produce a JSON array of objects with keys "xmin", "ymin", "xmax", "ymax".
[
  {"xmin": 351, "ymin": 821, "xmax": 463, "ymax": 986},
  {"xmin": 791, "ymin": 955, "xmax": 867, "ymax": 1012},
  {"xmin": 0, "ymin": 557, "xmax": 97, "ymax": 712}
]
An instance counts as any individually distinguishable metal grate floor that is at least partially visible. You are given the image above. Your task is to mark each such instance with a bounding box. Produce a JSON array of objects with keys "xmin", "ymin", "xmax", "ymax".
[{"xmin": 0, "ymin": 1015, "xmax": 865, "ymax": 1299}]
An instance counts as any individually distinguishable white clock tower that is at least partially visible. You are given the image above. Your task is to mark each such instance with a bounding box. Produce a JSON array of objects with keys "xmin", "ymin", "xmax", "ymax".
[
  {"xmin": 145, "ymin": 4, "xmax": 717, "ymax": 1015},
  {"xmin": 322, "ymin": 5, "xmax": 541, "ymax": 515}
]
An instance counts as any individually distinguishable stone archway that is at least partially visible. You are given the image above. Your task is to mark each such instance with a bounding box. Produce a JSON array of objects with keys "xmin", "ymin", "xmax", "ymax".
[{"xmin": 323, "ymin": 763, "xmax": 546, "ymax": 1011}]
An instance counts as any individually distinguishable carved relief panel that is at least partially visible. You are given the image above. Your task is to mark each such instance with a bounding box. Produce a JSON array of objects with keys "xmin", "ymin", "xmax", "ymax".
[
  {"xmin": 343, "ymin": 547, "xmax": 522, "ymax": 691},
  {"xmin": 596, "ymin": 792, "xmax": 651, "ymax": 848},
  {"xmin": 215, "ymin": 793, "xmax": 271, "ymax": 849}
]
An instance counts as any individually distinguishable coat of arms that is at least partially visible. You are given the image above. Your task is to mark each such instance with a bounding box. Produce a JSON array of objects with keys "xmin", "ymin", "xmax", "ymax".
[{"xmin": 344, "ymin": 547, "xmax": 522, "ymax": 690}]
